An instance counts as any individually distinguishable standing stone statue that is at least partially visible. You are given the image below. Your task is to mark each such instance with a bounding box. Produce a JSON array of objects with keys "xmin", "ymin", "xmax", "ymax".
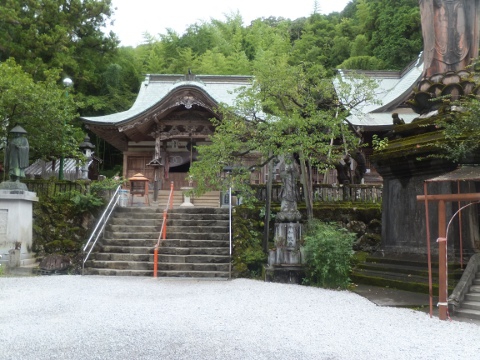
[
  {"xmin": 276, "ymin": 155, "xmax": 301, "ymax": 223},
  {"xmin": 420, "ymin": 0, "xmax": 480, "ymax": 77},
  {"xmin": 6, "ymin": 125, "xmax": 29, "ymax": 181}
]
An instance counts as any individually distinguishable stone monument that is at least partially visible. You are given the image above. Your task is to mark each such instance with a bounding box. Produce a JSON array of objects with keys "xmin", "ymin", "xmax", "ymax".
[
  {"xmin": 265, "ymin": 155, "xmax": 304, "ymax": 284},
  {"xmin": 0, "ymin": 125, "xmax": 38, "ymax": 269}
]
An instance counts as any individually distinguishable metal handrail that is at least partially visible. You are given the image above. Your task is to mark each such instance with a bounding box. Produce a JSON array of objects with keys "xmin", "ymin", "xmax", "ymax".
[
  {"xmin": 153, "ymin": 181, "xmax": 174, "ymax": 277},
  {"xmin": 82, "ymin": 185, "xmax": 122, "ymax": 274}
]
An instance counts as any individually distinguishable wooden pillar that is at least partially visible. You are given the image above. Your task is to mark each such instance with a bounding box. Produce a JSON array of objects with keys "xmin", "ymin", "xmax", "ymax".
[
  {"xmin": 153, "ymin": 136, "xmax": 162, "ymax": 200},
  {"xmin": 437, "ymin": 200, "xmax": 448, "ymax": 320}
]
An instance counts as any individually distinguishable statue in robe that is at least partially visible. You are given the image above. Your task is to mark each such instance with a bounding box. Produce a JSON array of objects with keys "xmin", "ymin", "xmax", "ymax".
[
  {"xmin": 6, "ymin": 129, "xmax": 29, "ymax": 181},
  {"xmin": 276, "ymin": 155, "xmax": 302, "ymax": 223},
  {"xmin": 419, "ymin": 0, "xmax": 480, "ymax": 77}
]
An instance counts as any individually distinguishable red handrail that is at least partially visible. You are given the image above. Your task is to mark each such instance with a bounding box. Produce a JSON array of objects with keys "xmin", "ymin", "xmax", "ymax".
[{"xmin": 153, "ymin": 181, "xmax": 174, "ymax": 278}]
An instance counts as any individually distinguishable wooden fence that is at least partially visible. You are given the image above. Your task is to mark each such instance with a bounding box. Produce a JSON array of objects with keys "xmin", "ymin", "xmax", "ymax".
[
  {"xmin": 253, "ymin": 183, "xmax": 382, "ymax": 203},
  {"xmin": 22, "ymin": 179, "xmax": 86, "ymax": 198}
]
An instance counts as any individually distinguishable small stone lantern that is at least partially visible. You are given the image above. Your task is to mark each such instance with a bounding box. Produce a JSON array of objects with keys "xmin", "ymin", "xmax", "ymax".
[
  {"xmin": 128, "ymin": 173, "xmax": 150, "ymax": 206},
  {"xmin": 78, "ymin": 134, "xmax": 95, "ymax": 180}
]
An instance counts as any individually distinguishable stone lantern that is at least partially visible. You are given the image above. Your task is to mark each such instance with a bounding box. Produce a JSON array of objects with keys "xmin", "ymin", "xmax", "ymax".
[{"xmin": 78, "ymin": 134, "xmax": 95, "ymax": 180}]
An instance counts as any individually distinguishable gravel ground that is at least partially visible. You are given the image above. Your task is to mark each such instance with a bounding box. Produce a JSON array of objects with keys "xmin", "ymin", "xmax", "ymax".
[{"xmin": 0, "ymin": 276, "xmax": 478, "ymax": 360}]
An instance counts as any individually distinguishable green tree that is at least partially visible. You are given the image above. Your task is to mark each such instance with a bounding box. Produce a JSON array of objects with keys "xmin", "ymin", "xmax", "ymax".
[
  {"xmin": 189, "ymin": 49, "xmax": 378, "ymax": 219},
  {"xmin": 352, "ymin": 0, "xmax": 421, "ymax": 69},
  {"xmin": 0, "ymin": 59, "xmax": 83, "ymax": 162}
]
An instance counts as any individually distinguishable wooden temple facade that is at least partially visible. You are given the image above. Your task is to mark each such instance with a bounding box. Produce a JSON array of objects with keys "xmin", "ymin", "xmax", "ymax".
[{"xmin": 81, "ymin": 74, "xmax": 261, "ymax": 191}]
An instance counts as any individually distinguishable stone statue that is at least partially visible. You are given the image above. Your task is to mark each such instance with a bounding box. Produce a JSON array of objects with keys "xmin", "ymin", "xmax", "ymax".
[
  {"xmin": 352, "ymin": 150, "xmax": 367, "ymax": 184},
  {"xmin": 392, "ymin": 113, "xmax": 405, "ymax": 125},
  {"xmin": 6, "ymin": 127, "xmax": 29, "ymax": 181},
  {"xmin": 276, "ymin": 155, "xmax": 301, "ymax": 223},
  {"xmin": 419, "ymin": 0, "xmax": 480, "ymax": 77},
  {"xmin": 335, "ymin": 155, "xmax": 352, "ymax": 185}
]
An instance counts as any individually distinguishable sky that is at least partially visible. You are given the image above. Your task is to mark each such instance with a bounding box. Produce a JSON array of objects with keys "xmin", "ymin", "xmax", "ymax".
[{"xmin": 108, "ymin": 0, "xmax": 352, "ymax": 47}]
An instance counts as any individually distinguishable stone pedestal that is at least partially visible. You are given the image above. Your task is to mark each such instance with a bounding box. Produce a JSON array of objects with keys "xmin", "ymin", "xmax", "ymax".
[
  {"xmin": 180, "ymin": 187, "xmax": 194, "ymax": 207},
  {"xmin": 0, "ymin": 188, "xmax": 38, "ymax": 267},
  {"xmin": 265, "ymin": 222, "xmax": 304, "ymax": 284}
]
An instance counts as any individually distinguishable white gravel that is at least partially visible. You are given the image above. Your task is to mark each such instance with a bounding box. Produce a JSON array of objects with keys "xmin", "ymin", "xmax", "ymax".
[{"xmin": 0, "ymin": 276, "xmax": 478, "ymax": 360}]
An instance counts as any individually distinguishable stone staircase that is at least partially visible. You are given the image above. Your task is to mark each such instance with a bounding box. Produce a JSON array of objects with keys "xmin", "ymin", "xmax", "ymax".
[
  {"xmin": 451, "ymin": 260, "xmax": 480, "ymax": 320},
  {"xmin": 351, "ymin": 253, "xmax": 462, "ymax": 294},
  {"xmin": 84, "ymin": 206, "xmax": 230, "ymax": 278}
]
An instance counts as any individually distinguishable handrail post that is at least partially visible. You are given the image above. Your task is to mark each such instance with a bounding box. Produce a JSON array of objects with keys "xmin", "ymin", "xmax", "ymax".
[
  {"xmin": 153, "ymin": 182, "xmax": 174, "ymax": 277},
  {"xmin": 169, "ymin": 181, "xmax": 174, "ymax": 209},
  {"xmin": 153, "ymin": 248, "xmax": 158, "ymax": 278},
  {"xmin": 162, "ymin": 210, "xmax": 167, "ymax": 239}
]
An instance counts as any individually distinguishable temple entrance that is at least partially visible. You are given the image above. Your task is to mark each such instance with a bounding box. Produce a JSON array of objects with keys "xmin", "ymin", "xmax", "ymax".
[{"xmin": 163, "ymin": 162, "xmax": 191, "ymax": 189}]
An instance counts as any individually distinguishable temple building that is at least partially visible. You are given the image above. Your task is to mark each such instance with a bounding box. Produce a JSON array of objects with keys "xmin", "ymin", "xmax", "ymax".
[
  {"xmin": 81, "ymin": 73, "xmax": 258, "ymax": 191},
  {"xmin": 80, "ymin": 58, "xmax": 425, "ymax": 190}
]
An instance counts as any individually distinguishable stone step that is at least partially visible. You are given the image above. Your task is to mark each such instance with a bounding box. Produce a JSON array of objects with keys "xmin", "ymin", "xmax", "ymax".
[
  {"xmin": 155, "ymin": 270, "xmax": 229, "ymax": 278},
  {"xmin": 109, "ymin": 218, "xmax": 229, "ymax": 227},
  {"xmin": 159, "ymin": 247, "xmax": 229, "ymax": 256},
  {"xmin": 100, "ymin": 239, "xmax": 157, "ymax": 247},
  {"xmin": 363, "ymin": 254, "xmax": 459, "ymax": 270},
  {"xmin": 106, "ymin": 225, "xmax": 161, "ymax": 233},
  {"xmin": 94, "ymin": 252, "xmax": 229, "ymax": 264},
  {"xmin": 465, "ymin": 293, "xmax": 480, "ymax": 302},
  {"xmin": 165, "ymin": 232, "xmax": 228, "ymax": 241},
  {"xmin": 167, "ymin": 213, "xmax": 229, "ymax": 221},
  {"xmin": 85, "ymin": 268, "xmax": 153, "ymax": 276},
  {"xmin": 351, "ymin": 268, "xmax": 440, "ymax": 294},
  {"xmin": 104, "ymin": 231, "xmax": 228, "ymax": 241},
  {"xmin": 460, "ymin": 301, "xmax": 480, "ymax": 311},
  {"xmin": 357, "ymin": 262, "xmax": 436, "ymax": 277},
  {"xmin": 89, "ymin": 256, "xmax": 228, "ymax": 272},
  {"xmin": 167, "ymin": 219, "xmax": 229, "ymax": 227},
  {"xmin": 110, "ymin": 218, "xmax": 160, "ymax": 226},
  {"xmin": 157, "ymin": 254, "xmax": 229, "ymax": 264},
  {"xmin": 470, "ymin": 285, "xmax": 480, "ymax": 293},
  {"xmin": 106, "ymin": 224, "xmax": 228, "ymax": 234},
  {"xmin": 157, "ymin": 263, "xmax": 229, "ymax": 272},
  {"xmin": 101, "ymin": 238, "xmax": 228, "ymax": 248},
  {"xmin": 100, "ymin": 246, "xmax": 153, "ymax": 254},
  {"xmin": 99, "ymin": 246, "xmax": 229, "ymax": 256},
  {"xmin": 165, "ymin": 226, "xmax": 228, "ymax": 234},
  {"xmin": 88, "ymin": 260, "xmax": 152, "ymax": 270},
  {"xmin": 94, "ymin": 253, "xmax": 152, "ymax": 262},
  {"xmin": 161, "ymin": 239, "xmax": 229, "ymax": 248},
  {"xmin": 454, "ymin": 308, "xmax": 480, "ymax": 321},
  {"xmin": 168, "ymin": 207, "xmax": 228, "ymax": 215}
]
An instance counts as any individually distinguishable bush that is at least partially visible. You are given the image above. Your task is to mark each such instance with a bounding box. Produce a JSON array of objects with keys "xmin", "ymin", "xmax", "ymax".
[
  {"xmin": 232, "ymin": 205, "xmax": 267, "ymax": 278},
  {"xmin": 303, "ymin": 220, "xmax": 355, "ymax": 289}
]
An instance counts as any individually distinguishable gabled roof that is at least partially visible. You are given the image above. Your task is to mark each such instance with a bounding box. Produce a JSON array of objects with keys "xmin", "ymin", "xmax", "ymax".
[
  {"xmin": 336, "ymin": 53, "xmax": 424, "ymax": 129},
  {"xmin": 81, "ymin": 74, "xmax": 253, "ymax": 125}
]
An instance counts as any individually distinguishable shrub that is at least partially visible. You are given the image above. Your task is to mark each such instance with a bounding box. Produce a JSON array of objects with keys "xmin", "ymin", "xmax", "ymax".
[
  {"xmin": 303, "ymin": 220, "xmax": 355, "ymax": 289},
  {"xmin": 232, "ymin": 205, "xmax": 267, "ymax": 278}
]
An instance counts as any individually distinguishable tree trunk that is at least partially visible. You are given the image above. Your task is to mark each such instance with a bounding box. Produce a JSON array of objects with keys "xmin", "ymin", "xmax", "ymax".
[
  {"xmin": 299, "ymin": 151, "xmax": 313, "ymax": 220},
  {"xmin": 263, "ymin": 155, "xmax": 274, "ymax": 253}
]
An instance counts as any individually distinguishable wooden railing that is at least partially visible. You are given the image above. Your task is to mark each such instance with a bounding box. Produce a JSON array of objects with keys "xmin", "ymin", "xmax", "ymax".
[
  {"xmin": 253, "ymin": 183, "xmax": 383, "ymax": 203},
  {"xmin": 22, "ymin": 179, "xmax": 86, "ymax": 198}
]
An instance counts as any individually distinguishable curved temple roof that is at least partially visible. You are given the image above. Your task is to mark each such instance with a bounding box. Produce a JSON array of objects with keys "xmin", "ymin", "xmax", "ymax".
[
  {"xmin": 336, "ymin": 53, "xmax": 424, "ymax": 129},
  {"xmin": 81, "ymin": 74, "xmax": 253, "ymax": 126}
]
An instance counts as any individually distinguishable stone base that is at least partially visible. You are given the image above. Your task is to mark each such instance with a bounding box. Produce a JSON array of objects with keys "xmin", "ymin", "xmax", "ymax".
[
  {"xmin": 264, "ymin": 265, "xmax": 305, "ymax": 284},
  {"xmin": 0, "ymin": 189, "xmax": 38, "ymax": 268}
]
